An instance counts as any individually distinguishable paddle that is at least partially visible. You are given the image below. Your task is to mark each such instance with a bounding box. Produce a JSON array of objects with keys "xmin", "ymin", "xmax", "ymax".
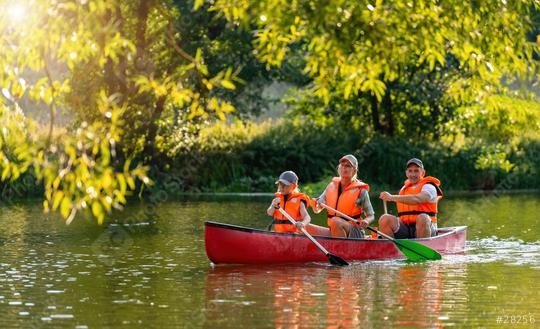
[
  {"xmin": 276, "ymin": 207, "xmax": 349, "ymax": 266},
  {"xmin": 318, "ymin": 202, "xmax": 442, "ymax": 261}
]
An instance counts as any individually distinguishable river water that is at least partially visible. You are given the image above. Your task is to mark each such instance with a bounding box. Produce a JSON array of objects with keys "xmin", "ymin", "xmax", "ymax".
[{"xmin": 0, "ymin": 193, "xmax": 539, "ymax": 328}]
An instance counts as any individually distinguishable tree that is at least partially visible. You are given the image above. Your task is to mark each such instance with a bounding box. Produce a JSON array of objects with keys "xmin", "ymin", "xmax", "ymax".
[
  {"xmin": 0, "ymin": 0, "xmax": 240, "ymax": 223},
  {"xmin": 208, "ymin": 0, "xmax": 539, "ymax": 136}
]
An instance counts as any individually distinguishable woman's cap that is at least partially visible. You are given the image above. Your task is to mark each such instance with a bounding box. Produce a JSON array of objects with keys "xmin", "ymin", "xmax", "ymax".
[{"xmin": 339, "ymin": 154, "xmax": 358, "ymax": 170}]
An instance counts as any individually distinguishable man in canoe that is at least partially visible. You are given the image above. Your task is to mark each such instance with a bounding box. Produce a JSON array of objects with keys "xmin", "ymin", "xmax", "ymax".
[
  {"xmin": 379, "ymin": 158, "xmax": 443, "ymax": 238},
  {"xmin": 313, "ymin": 155, "xmax": 375, "ymax": 238},
  {"xmin": 266, "ymin": 171, "xmax": 312, "ymax": 233}
]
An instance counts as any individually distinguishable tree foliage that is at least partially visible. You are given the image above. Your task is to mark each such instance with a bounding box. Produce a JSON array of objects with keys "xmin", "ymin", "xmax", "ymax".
[
  {"xmin": 0, "ymin": 0, "xmax": 242, "ymax": 223},
  {"xmin": 209, "ymin": 0, "xmax": 539, "ymax": 136}
]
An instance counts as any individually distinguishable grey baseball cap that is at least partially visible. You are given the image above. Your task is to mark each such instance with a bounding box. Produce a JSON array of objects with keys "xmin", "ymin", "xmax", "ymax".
[
  {"xmin": 275, "ymin": 171, "xmax": 299, "ymax": 185},
  {"xmin": 339, "ymin": 154, "xmax": 358, "ymax": 170},
  {"xmin": 406, "ymin": 158, "xmax": 424, "ymax": 169}
]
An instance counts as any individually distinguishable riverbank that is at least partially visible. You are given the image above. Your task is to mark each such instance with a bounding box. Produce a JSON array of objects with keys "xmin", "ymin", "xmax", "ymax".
[{"xmin": 147, "ymin": 188, "xmax": 540, "ymax": 202}]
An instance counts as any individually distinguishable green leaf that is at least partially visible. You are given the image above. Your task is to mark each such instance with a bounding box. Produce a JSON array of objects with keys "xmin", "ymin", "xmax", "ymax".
[
  {"xmin": 220, "ymin": 80, "xmax": 236, "ymax": 90},
  {"xmin": 116, "ymin": 173, "xmax": 127, "ymax": 192},
  {"xmin": 123, "ymin": 159, "xmax": 132, "ymax": 173},
  {"xmin": 344, "ymin": 83, "xmax": 352, "ymax": 100},
  {"xmin": 52, "ymin": 191, "xmax": 64, "ymax": 210},
  {"xmin": 92, "ymin": 202, "xmax": 103, "ymax": 222},
  {"xmin": 60, "ymin": 196, "xmax": 71, "ymax": 219},
  {"xmin": 1, "ymin": 166, "xmax": 10, "ymax": 181},
  {"xmin": 194, "ymin": 0, "xmax": 204, "ymax": 10},
  {"xmin": 126, "ymin": 176, "xmax": 135, "ymax": 189}
]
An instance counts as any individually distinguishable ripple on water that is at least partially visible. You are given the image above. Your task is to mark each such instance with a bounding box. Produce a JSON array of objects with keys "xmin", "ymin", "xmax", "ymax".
[
  {"xmin": 50, "ymin": 314, "xmax": 74, "ymax": 319},
  {"xmin": 460, "ymin": 237, "xmax": 540, "ymax": 267}
]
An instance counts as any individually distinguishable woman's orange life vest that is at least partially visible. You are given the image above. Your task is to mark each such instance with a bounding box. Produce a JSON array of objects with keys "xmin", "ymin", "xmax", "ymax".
[
  {"xmin": 396, "ymin": 176, "xmax": 443, "ymax": 224},
  {"xmin": 325, "ymin": 177, "xmax": 369, "ymax": 224},
  {"xmin": 272, "ymin": 192, "xmax": 310, "ymax": 233}
]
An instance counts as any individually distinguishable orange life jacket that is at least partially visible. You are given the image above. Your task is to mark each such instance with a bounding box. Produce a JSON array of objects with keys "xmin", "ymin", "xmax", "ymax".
[
  {"xmin": 325, "ymin": 177, "xmax": 369, "ymax": 224},
  {"xmin": 396, "ymin": 176, "xmax": 443, "ymax": 224},
  {"xmin": 273, "ymin": 192, "xmax": 310, "ymax": 233}
]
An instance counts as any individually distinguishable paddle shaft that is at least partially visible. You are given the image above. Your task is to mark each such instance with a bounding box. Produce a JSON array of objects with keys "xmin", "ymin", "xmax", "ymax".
[
  {"xmin": 319, "ymin": 203, "xmax": 395, "ymax": 241},
  {"xmin": 319, "ymin": 201, "xmax": 443, "ymax": 261},
  {"xmin": 276, "ymin": 207, "xmax": 333, "ymax": 256}
]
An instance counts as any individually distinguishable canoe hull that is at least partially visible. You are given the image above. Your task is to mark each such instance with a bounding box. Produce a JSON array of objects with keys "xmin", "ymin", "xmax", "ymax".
[{"xmin": 204, "ymin": 221, "xmax": 467, "ymax": 264}]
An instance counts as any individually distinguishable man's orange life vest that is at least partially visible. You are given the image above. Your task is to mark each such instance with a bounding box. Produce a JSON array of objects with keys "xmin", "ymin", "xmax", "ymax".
[
  {"xmin": 272, "ymin": 192, "xmax": 310, "ymax": 233},
  {"xmin": 325, "ymin": 177, "xmax": 369, "ymax": 224},
  {"xmin": 396, "ymin": 176, "xmax": 443, "ymax": 224}
]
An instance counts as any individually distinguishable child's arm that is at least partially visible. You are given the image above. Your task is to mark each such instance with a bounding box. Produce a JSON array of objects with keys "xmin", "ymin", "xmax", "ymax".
[
  {"xmin": 266, "ymin": 198, "xmax": 279, "ymax": 216},
  {"xmin": 295, "ymin": 202, "xmax": 311, "ymax": 229}
]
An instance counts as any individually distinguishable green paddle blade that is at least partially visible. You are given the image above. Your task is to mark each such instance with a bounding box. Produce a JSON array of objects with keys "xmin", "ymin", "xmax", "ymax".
[{"xmin": 393, "ymin": 239, "xmax": 442, "ymax": 262}]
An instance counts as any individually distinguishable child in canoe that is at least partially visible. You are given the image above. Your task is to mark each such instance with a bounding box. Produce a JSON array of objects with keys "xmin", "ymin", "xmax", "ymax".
[{"xmin": 266, "ymin": 171, "xmax": 311, "ymax": 233}]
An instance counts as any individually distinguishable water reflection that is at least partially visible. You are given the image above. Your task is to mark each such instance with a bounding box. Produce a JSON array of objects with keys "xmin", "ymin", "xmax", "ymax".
[
  {"xmin": 391, "ymin": 265, "xmax": 445, "ymax": 328},
  {"xmin": 204, "ymin": 261, "xmax": 468, "ymax": 328}
]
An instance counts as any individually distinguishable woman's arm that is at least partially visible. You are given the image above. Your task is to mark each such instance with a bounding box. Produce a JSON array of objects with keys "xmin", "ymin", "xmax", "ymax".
[
  {"xmin": 358, "ymin": 189, "xmax": 375, "ymax": 228},
  {"xmin": 312, "ymin": 190, "xmax": 327, "ymax": 214}
]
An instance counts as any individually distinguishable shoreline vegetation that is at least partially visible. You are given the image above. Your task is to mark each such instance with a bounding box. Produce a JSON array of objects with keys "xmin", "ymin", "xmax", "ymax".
[
  {"xmin": 2, "ymin": 114, "xmax": 540, "ymax": 202},
  {"xmin": 163, "ymin": 114, "xmax": 540, "ymax": 194}
]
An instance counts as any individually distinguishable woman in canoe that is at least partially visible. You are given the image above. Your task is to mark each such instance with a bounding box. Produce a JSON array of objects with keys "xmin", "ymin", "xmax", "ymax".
[
  {"xmin": 266, "ymin": 170, "xmax": 311, "ymax": 233},
  {"xmin": 313, "ymin": 154, "xmax": 375, "ymax": 238}
]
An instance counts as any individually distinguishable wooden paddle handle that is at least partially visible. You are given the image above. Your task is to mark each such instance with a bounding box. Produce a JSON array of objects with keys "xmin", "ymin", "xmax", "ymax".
[
  {"xmin": 383, "ymin": 200, "xmax": 388, "ymax": 214},
  {"xmin": 320, "ymin": 202, "xmax": 393, "ymax": 240}
]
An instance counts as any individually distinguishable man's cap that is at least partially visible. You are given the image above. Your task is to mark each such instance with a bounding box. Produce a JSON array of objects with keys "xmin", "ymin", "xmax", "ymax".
[
  {"xmin": 406, "ymin": 158, "xmax": 424, "ymax": 169},
  {"xmin": 275, "ymin": 171, "xmax": 299, "ymax": 185},
  {"xmin": 339, "ymin": 154, "xmax": 358, "ymax": 170}
]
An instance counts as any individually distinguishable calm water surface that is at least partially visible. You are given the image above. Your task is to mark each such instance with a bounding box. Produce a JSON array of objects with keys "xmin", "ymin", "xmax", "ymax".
[{"xmin": 0, "ymin": 193, "xmax": 539, "ymax": 328}]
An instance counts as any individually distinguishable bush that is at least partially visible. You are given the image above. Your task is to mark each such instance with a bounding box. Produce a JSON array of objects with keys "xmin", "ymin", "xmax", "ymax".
[{"xmin": 164, "ymin": 118, "xmax": 540, "ymax": 193}]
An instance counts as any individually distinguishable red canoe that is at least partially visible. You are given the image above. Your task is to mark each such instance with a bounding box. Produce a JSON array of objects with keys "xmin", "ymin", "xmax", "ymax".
[{"xmin": 205, "ymin": 221, "xmax": 467, "ymax": 264}]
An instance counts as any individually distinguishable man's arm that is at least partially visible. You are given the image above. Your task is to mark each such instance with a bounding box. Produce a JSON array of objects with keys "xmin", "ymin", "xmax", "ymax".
[{"xmin": 380, "ymin": 191, "xmax": 431, "ymax": 205}]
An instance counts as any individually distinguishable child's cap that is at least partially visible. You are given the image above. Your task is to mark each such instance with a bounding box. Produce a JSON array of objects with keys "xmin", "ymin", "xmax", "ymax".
[{"xmin": 275, "ymin": 171, "xmax": 299, "ymax": 186}]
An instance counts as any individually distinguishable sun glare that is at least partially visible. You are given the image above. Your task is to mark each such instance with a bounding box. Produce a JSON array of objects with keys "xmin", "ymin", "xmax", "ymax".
[{"xmin": 7, "ymin": 3, "xmax": 27, "ymax": 22}]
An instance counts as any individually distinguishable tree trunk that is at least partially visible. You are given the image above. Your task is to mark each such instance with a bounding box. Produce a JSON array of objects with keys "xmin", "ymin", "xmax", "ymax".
[
  {"xmin": 382, "ymin": 86, "xmax": 395, "ymax": 136},
  {"xmin": 370, "ymin": 94, "xmax": 382, "ymax": 133},
  {"xmin": 115, "ymin": 4, "xmax": 128, "ymax": 96},
  {"xmin": 143, "ymin": 96, "xmax": 167, "ymax": 164},
  {"xmin": 135, "ymin": 0, "xmax": 150, "ymax": 67},
  {"xmin": 103, "ymin": 6, "xmax": 128, "ymax": 97}
]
